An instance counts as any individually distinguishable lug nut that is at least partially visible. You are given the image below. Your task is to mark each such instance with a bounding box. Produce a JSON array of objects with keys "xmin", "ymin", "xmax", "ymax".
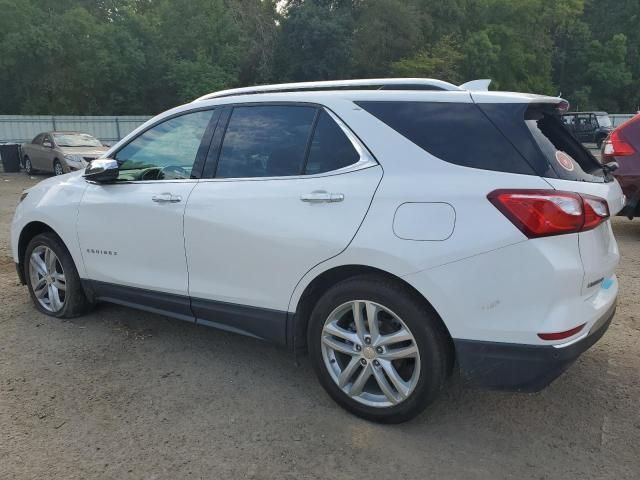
[
  {"xmin": 373, "ymin": 360, "xmax": 380, "ymax": 367},
  {"xmin": 376, "ymin": 346, "xmax": 383, "ymax": 354},
  {"xmin": 360, "ymin": 358, "xmax": 367, "ymax": 366},
  {"xmin": 365, "ymin": 336, "xmax": 371, "ymax": 344},
  {"xmin": 355, "ymin": 344, "xmax": 362, "ymax": 352}
]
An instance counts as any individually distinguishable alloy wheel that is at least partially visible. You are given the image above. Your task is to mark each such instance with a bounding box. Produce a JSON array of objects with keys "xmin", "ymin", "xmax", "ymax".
[
  {"xmin": 54, "ymin": 162, "xmax": 64, "ymax": 175},
  {"xmin": 28, "ymin": 245, "xmax": 66, "ymax": 312},
  {"xmin": 321, "ymin": 300, "xmax": 421, "ymax": 407}
]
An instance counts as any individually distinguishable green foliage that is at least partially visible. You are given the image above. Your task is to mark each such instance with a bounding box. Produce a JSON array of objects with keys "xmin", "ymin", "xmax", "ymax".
[
  {"xmin": 274, "ymin": 0, "xmax": 354, "ymax": 81},
  {"xmin": 391, "ymin": 36, "xmax": 464, "ymax": 83},
  {"xmin": 0, "ymin": 0, "xmax": 638, "ymax": 114}
]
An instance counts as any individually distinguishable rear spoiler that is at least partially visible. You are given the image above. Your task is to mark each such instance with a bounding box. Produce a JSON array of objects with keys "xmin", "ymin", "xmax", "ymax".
[{"xmin": 460, "ymin": 79, "xmax": 492, "ymax": 91}]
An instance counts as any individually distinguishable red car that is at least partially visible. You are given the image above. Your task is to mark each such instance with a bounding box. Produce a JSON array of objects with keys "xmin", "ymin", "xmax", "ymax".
[{"xmin": 602, "ymin": 113, "xmax": 640, "ymax": 218}]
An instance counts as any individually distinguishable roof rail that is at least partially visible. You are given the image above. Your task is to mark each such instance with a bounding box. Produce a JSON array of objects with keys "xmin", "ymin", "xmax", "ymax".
[{"xmin": 193, "ymin": 78, "xmax": 463, "ymax": 101}]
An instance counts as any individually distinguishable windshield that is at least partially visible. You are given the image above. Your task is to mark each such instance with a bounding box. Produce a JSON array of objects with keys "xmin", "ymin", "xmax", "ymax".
[
  {"xmin": 53, "ymin": 133, "xmax": 102, "ymax": 147},
  {"xmin": 596, "ymin": 115, "xmax": 612, "ymax": 128}
]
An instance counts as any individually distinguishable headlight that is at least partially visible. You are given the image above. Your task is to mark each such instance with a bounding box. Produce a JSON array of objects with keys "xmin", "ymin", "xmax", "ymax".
[
  {"xmin": 64, "ymin": 154, "xmax": 85, "ymax": 164},
  {"xmin": 19, "ymin": 191, "xmax": 28, "ymax": 203}
]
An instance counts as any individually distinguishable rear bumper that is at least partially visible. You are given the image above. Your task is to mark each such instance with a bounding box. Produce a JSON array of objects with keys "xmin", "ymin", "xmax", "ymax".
[{"xmin": 453, "ymin": 301, "xmax": 616, "ymax": 392}]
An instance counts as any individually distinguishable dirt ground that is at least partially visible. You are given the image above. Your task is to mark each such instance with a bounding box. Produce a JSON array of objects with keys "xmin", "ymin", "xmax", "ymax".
[{"xmin": 0, "ymin": 172, "xmax": 638, "ymax": 480}]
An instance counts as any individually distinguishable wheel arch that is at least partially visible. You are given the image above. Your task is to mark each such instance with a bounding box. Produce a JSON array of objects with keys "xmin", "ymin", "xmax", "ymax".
[
  {"xmin": 289, "ymin": 264, "xmax": 454, "ymax": 356},
  {"xmin": 17, "ymin": 221, "xmax": 62, "ymax": 284}
]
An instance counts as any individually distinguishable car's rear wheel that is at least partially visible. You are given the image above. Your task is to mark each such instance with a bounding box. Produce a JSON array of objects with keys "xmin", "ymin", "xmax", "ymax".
[
  {"xmin": 24, "ymin": 156, "xmax": 34, "ymax": 174},
  {"xmin": 53, "ymin": 160, "xmax": 64, "ymax": 176},
  {"xmin": 24, "ymin": 232, "xmax": 92, "ymax": 318},
  {"xmin": 308, "ymin": 275, "xmax": 452, "ymax": 423}
]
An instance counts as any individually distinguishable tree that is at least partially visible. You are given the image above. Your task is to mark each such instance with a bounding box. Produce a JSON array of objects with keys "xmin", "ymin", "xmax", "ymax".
[
  {"xmin": 392, "ymin": 36, "xmax": 464, "ymax": 83},
  {"xmin": 275, "ymin": 0, "xmax": 354, "ymax": 81},
  {"xmin": 351, "ymin": 0, "xmax": 422, "ymax": 77}
]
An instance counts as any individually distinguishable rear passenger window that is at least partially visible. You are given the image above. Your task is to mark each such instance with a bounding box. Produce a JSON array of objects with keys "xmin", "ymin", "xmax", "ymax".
[
  {"xmin": 356, "ymin": 101, "xmax": 535, "ymax": 175},
  {"xmin": 304, "ymin": 111, "xmax": 360, "ymax": 174},
  {"xmin": 216, "ymin": 106, "xmax": 316, "ymax": 178}
]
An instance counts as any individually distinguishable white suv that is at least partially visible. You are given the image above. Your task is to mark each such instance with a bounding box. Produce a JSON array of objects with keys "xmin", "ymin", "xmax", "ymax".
[{"xmin": 11, "ymin": 79, "xmax": 623, "ymax": 423}]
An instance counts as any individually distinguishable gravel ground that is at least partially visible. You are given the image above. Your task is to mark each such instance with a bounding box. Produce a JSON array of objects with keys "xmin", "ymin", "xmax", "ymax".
[{"xmin": 1, "ymin": 172, "xmax": 638, "ymax": 480}]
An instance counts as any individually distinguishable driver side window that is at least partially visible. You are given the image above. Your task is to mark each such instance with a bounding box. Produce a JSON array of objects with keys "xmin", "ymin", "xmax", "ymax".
[{"xmin": 114, "ymin": 110, "xmax": 213, "ymax": 181}]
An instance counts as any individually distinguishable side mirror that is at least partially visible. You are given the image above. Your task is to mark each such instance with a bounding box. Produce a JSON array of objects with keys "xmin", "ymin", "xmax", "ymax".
[
  {"xmin": 42, "ymin": 141, "xmax": 52, "ymax": 148},
  {"xmin": 84, "ymin": 159, "xmax": 119, "ymax": 183}
]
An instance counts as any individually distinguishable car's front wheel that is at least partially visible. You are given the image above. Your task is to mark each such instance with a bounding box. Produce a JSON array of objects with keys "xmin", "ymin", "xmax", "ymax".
[
  {"xmin": 308, "ymin": 275, "xmax": 452, "ymax": 423},
  {"xmin": 53, "ymin": 160, "xmax": 64, "ymax": 176},
  {"xmin": 24, "ymin": 232, "xmax": 92, "ymax": 318}
]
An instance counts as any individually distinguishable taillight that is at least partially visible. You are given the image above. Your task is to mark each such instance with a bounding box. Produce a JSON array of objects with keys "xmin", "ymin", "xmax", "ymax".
[
  {"xmin": 582, "ymin": 194, "xmax": 611, "ymax": 230},
  {"xmin": 602, "ymin": 130, "xmax": 635, "ymax": 160},
  {"xmin": 488, "ymin": 189, "xmax": 610, "ymax": 238}
]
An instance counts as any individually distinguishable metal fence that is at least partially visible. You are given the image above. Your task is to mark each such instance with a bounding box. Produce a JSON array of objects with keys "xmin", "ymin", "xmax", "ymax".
[
  {"xmin": 610, "ymin": 113, "xmax": 637, "ymax": 128},
  {"xmin": 0, "ymin": 115, "xmax": 151, "ymax": 144}
]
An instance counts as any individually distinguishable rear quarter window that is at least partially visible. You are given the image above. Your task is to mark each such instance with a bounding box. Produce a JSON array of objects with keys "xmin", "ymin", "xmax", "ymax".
[{"xmin": 356, "ymin": 101, "xmax": 536, "ymax": 175}]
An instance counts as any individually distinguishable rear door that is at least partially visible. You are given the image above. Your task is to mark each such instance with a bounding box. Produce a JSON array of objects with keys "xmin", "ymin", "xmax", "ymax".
[{"xmin": 184, "ymin": 104, "xmax": 382, "ymax": 343}]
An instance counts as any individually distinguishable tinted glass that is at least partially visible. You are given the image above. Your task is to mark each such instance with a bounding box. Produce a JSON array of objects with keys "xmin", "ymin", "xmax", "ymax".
[
  {"xmin": 525, "ymin": 109, "xmax": 604, "ymax": 182},
  {"xmin": 115, "ymin": 110, "xmax": 213, "ymax": 181},
  {"xmin": 304, "ymin": 111, "xmax": 360, "ymax": 174},
  {"xmin": 216, "ymin": 106, "xmax": 316, "ymax": 178},
  {"xmin": 32, "ymin": 134, "xmax": 44, "ymax": 145},
  {"xmin": 356, "ymin": 101, "xmax": 535, "ymax": 175}
]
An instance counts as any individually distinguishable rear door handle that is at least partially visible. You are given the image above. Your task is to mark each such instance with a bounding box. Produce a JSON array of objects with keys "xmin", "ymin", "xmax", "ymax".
[
  {"xmin": 300, "ymin": 191, "xmax": 344, "ymax": 203},
  {"xmin": 152, "ymin": 193, "xmax": 182, "ymax": 203}
]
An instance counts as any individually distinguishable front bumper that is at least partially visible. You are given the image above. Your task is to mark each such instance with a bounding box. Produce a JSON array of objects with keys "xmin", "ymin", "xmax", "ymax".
[{"xmin": 453, "ymin": 301, "xmax": 616, "ymax": 392}]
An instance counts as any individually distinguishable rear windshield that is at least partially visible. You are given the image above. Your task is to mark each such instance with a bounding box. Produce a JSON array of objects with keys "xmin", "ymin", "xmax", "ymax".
[
  {"xmin": 524, "ymin": 106, "xmax": 606, "ymax": 182},
  {"xmin": 356, "ymin": 101, "xmax": 536, "ymax": 175}
]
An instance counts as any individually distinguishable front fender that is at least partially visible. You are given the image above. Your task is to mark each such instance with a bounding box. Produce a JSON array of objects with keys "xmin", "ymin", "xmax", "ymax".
[{"xmin": 11, "ymin": 172, "xmax": 88, "ymax": 277}]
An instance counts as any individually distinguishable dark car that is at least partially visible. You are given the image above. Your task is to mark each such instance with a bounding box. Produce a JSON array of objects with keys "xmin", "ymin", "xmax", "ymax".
[
  {"xmin": 601, "ymin": 113, "xmax": 640, "ymax": 218},
  {"xmin": 562, "ymin": 111, "xmax": 613, "ymax": 147}
]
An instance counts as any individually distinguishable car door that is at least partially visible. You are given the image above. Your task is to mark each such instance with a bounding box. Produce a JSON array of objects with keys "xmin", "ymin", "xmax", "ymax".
[
  {"xmin": 587, "ymin": 114, "xmax": 598, "ymax": 142},
  {"xmin": 76, "ymin": 108, "xmax": 218, "ymax": 320},
  {"xmin": 40, "ymin": 134, "xmax": 55, "ymax": 172},
  {"xmin": 184, "ymin": 104, "xmax": 382, "ymax": 343},
  {"xmin": 27, "ymin": 134, "xmax": 45, "ymax": 170},
  {"xmin": 576, "ymin": 115, "xmax": 591, "ymax": 142}
]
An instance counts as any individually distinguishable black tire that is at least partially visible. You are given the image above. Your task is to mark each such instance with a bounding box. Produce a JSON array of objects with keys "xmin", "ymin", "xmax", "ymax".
[
  {"xmin": 308, "ymin": 274, "xmax": 452, "ymax": 423},
  {"xmin": 24, "ymin": 232, "xmax": 93, "ymax": 318},
  {"xmin": 24, "ymin": 156, "xmax": 34, "ymax": 174},
  {"xmin": 53, "ymin": 159, "xmax": 64, "ymax": 176}
]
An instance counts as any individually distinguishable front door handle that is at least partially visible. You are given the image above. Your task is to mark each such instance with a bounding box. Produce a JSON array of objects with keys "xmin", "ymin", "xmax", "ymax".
[
  {"xmin": 300, "ymin": 191, "xmax": 344, "ymax": 204},
  {"xmin": 152, "ymin": 192, "xmax": 182, "ymax": 203}
]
